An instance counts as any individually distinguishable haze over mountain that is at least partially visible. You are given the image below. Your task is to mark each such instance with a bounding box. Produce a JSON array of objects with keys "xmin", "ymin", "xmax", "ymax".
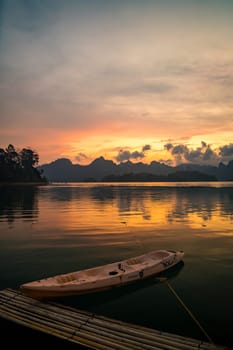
[{"xmin": 38, "ymin": 157, "xmax": 233, "ymax": 182}]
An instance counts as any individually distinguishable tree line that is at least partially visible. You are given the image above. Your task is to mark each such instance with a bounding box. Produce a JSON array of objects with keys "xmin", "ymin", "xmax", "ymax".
[
  {"xmin": 102, "ymin": 171, "xmax": 217, "ymax": 182},
  {"xmin": 0, "ymin": 144, "xmax": 47, "ymax": 183}
]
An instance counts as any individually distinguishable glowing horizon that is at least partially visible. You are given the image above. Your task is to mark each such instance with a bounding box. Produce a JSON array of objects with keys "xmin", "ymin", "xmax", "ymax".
[{"xmin": 1, "ymin": 0, "xmax": 233, "ymax": 166}]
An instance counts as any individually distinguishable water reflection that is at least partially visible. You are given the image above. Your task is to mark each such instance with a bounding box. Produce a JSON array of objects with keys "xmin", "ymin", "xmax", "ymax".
[
  {"xmin": 0, "ymin": 186, "xmax": 38, "ymax": 227},
  {"xmin": 0, "ymin": 184, "xmax": 233, "ymax": 233},
  {"xmin": 166, "ymin": 187, "xmax": 233, "ymax": 224}
]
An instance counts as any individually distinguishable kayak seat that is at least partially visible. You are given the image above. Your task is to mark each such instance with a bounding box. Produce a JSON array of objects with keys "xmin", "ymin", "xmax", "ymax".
[{"xmin": 56, "ymin": 273, "xmax": 77, "ymax": 284}]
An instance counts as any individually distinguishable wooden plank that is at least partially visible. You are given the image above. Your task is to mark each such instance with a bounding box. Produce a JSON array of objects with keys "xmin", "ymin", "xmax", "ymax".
[
  {"xmin": 0, "ymin": 290, "xmax": 200, "ymax": 350},
  {"xmin": 0, "ymin": 289, "xmax": 231, "ymax": 350},
  {"xmin": 0, "ymin": 288, "xmax": 200, "ymax": 347}
]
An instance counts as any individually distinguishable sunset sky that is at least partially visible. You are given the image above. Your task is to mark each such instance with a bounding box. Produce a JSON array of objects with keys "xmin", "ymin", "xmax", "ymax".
[{"xmin": 1, "ymin": 0, "xmax": 233, "ymax": 166}]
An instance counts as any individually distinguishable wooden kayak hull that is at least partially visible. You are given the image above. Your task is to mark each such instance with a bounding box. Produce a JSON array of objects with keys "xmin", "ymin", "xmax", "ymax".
[{"xmin": 20, "ymin": 249, "xmax": 184, "ymax": 300}]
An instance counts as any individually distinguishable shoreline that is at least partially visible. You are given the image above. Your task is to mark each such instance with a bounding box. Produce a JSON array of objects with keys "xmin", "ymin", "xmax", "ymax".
[{"xmin": 0, "ymin": 182, "xmax": 49, "ymax": 186}]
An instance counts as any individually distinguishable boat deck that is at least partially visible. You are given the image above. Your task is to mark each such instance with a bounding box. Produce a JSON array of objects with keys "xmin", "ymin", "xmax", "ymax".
[{"xmin": 0, "ymin": 288, "xmax": 231, "ymax": 350}]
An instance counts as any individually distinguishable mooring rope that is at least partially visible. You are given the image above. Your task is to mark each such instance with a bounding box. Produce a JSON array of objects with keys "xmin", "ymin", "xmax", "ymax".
[
  {"xmin": 118, "ymin": 225, "xmax": 215, "ymax": 346},
  {"xmin": 157, "ymin": 278, "xmax": 215, "ymax": 345}
]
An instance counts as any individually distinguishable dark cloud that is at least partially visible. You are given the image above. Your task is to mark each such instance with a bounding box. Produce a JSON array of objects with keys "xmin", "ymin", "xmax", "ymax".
[
  {"xmin": 115, "ymin": 150, "xmax": 144, "ymax": 162},
  {"xmin": 142, "ymin": 144, "xmax": 151, "ymax": 152},
  {"xmin": 170, "ymin": 144, "xmax": 189, "ymax": 155},
  {"xmin": 201, "ymin": 141, "xmax": 207, "ymax": 148},
  {"xmin": 115, "ymin": 144, "xmax": 151, "ymax": 162},
  {"xmin": 202, "ymin": 147, "xmax": 216, "ymax": 161},
  {"xmin": 164, "ymin": 143, "xmax": 173, "ymax": 151},
  {"xmin": 164, "ymin": 141, "xmax": 220, "ymax": 165},
  {"xmin": 75, "ymin": 152, "xmax": 89, "ymax": 163},
  {"xmin": 219, "ymin": 144, "xmax": 233, "ymax": 157}
]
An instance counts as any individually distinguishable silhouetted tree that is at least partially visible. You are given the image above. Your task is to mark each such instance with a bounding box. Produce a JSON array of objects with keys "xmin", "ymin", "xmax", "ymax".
[
  {"xmin": 20, "ymin": 148, "xmax": 39, "ymax": 169},
  {"xmin": 0, "ymin": 148, "xmax": 6, "ymax": 164},
  {"xmin": 0, "ymin": 144, "xmax": 47, "ymax": 183}
]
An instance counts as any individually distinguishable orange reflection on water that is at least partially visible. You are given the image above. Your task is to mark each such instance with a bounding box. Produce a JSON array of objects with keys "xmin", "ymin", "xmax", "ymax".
[
  {"xmin": 188, "ymin": 212, "xmax": 233, "ymax": 234},
  {"xmin": 1, "ymin": 184, "xmax": 232, "ymax": 240},
  {"xmin": 37, "ymin": 184, "xmax": 233, "ymax": 238}
]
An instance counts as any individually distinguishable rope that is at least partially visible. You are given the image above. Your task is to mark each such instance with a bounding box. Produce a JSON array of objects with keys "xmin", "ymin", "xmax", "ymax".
[{"xmin": 157, "ymin": 278, "xmax": 215, "ymax": 345}]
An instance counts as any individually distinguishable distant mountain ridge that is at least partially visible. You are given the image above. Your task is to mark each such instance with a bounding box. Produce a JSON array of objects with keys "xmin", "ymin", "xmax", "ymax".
[{"xmin": 37, "ymin": 157, "xmax": 233, "ymax": 182}]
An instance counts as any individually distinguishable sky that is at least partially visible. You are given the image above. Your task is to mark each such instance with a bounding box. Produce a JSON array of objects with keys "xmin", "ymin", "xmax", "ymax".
[{"xmin": 1, "ymin": 0, "xmax": 233, "ymax": 166}]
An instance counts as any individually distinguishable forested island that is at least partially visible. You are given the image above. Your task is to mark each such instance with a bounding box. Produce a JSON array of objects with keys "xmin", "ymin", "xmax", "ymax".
[
  {"xmin": 0, "ymin": 144, "xmax": 47, "ymax": 183},
  {"xmin": 102, "ymin": 171, "xmax": 217, "ymax": 182}
]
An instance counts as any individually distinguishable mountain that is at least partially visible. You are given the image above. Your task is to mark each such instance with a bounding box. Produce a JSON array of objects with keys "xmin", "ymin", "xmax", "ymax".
[
  {"xmin": 38, "ymin": 157, "xmax": 117, "ymax": 182},
  {"xmin": 37, "ymin": 157, "xmax": 233, "ymax": 182}
]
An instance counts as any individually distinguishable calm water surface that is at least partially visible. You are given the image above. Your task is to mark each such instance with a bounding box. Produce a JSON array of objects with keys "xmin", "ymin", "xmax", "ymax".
[{"xmin": 0, "ymin": 182, "xmax": 233, "ymax": 347}]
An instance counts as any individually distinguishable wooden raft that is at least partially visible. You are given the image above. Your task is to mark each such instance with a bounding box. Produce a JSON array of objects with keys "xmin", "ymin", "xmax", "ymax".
[{"xmin": 0, "ymin": 288, "xmax": 230, "ymax": 350}]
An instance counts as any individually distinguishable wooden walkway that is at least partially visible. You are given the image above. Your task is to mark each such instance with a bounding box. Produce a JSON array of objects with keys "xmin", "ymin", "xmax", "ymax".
[{"xmin": 0, "ymin": 288, "xmax": 230, "ymax": 350}]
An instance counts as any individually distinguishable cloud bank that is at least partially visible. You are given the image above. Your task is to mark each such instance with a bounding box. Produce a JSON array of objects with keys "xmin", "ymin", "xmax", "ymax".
[
  {"xmin": 164, "ymin": 141, "xmax": 233, "ymax": 165},
  {"xmin": 115, "ymin": 144, "xmax": 151, "ymax": 162}
]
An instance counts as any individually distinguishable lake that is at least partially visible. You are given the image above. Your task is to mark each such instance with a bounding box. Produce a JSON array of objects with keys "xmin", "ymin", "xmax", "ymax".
[{"xmin": 0, "ymin": 182, "xmax": 233, "ymax": 347}]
